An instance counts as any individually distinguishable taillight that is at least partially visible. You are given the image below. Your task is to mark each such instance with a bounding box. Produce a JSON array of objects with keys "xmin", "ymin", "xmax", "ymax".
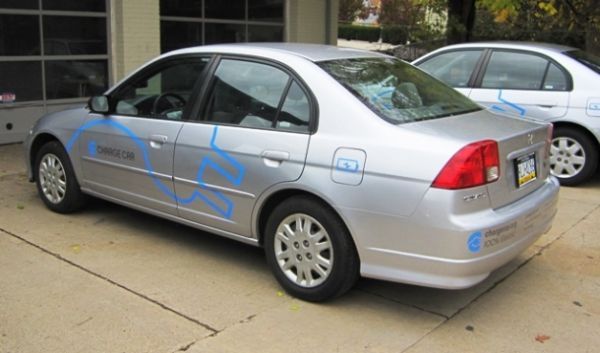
[
  {"xmin": 432, "ymin": 140, "xmax": 500, "ymax": 189},
  {"xmin": 545, "ymin": 123, "xmax": 554, "ymax": 159}
]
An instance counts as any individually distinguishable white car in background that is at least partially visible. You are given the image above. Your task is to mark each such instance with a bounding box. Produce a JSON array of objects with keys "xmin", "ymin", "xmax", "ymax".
[{"xmin": 414, "ymin": 42, "xmax": 600, "ymax": 185}]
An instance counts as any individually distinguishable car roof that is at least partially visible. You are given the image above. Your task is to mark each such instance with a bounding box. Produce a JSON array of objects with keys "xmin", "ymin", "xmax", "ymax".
[
  {"xmin": 165, "ymin": 42, "xmax": 388, "ymax": 62},
  {"xmin": 433, "ymin": 41, "xmax": 576, "ymax": 54}
]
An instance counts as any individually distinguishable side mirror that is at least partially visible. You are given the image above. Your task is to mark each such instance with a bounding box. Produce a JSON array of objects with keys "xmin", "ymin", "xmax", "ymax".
[{"xmin": 88, "ymin": 95, "xmax": 110, "ymax": 114}]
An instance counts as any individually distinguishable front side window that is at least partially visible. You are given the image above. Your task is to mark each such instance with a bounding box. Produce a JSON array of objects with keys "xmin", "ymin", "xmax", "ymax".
[
  {"xmin": 205, "ymin": 59, "xmax": 298, "ymax": 129},
  {"xmin": 112, "ymin": 58, "xmax": 209, "ymax": 120},
  {"xmin": 417, "ymin": 50, "xmax": 483, "ymax": 88},
  {"xmin": 319, "ymin": 57, "xmax": 481, "ymax": 124},
  {"xmin": 481, "ymin": 51, "xmax": 549, "ymax": 90}
]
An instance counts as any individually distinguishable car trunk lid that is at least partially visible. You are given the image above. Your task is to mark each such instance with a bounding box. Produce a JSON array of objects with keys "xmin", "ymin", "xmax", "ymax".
[{"xmin": 400, "ymin": 109, "xmax": 551, "ymax": 209}]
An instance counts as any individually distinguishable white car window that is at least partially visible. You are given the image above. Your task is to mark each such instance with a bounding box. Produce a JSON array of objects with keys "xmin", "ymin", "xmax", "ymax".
[
  {"xmin": 482, "ymin": 51, "xmax": 548, "ymax": 90},
  {"xmin": 418, "ymin": 50, "xmax": 482, "ymax": 87},
  {"xmin": 543, "ymin": 63, "xmax": 568, "ymax": 91}
]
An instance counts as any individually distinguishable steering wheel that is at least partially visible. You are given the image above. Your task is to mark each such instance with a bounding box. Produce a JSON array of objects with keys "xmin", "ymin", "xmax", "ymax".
[{"xmin": 151, "ymin": 92, "xmax": 186, "ymax": 116}]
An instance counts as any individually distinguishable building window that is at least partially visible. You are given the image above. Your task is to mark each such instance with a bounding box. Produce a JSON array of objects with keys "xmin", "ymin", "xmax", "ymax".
[
  {"xmin": 0, "ymin": 1, "xmax": 109, "ymax": 104},
  {"xmin": 160, "ymin": 0, "xmax": 284, "ymax": 53}
]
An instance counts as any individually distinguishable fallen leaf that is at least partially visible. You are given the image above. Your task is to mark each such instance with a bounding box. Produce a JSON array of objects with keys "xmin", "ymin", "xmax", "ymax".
[{"xmin": 535, "ymin": 334, "xmax": 551, "ymax": 343}]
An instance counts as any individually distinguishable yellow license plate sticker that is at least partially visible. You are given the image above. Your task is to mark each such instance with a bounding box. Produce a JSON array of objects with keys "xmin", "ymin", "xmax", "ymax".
[{"xmin": 515, "ymin": 153, "xmax": 537, "ymax": 187}]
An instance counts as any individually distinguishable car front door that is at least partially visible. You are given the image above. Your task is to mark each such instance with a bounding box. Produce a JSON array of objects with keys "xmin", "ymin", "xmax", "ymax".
[
  {"xmin": 173, "ymin": 58, "xmax": 313, "ymax": 237},
  {"xmin": 468, "ymin": 50, "xmax": 570, "ymax": 121},
  {"xmin": 75, "ymin": 56, "xmax": 211, "ymax": 215}
]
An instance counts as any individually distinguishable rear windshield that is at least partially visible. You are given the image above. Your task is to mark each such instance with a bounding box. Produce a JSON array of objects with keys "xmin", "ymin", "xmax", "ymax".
[
  {"xmin": 318, "ymin": 57, "xmax": 480, "ymax": 124},
  {"xmin": 565, "ymin": 50, "xmax": 600, "ymax": 74}
]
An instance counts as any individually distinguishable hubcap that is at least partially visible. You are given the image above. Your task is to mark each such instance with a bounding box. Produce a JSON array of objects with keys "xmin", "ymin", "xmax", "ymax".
[
  {"xmin": 550, "ymin": 137, "xmax": 586, "ymax": 178},
  {"xmin": 39, "ymin": 153, "xmax": 67, "ymax": 204},
  {"xmin": 273, "ymin": 214, "xmax": 333, "ymax": 288}
]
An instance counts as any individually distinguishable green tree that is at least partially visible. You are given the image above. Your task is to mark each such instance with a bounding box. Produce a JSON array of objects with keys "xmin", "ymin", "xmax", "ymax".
[
  {"xmin": 339, "ymin": 0, "xmax": 365, "ymax": 23},
  {"xmin": 478, "ymin": 0, "xmax": 600, "ymax": 54},
  {"xmin": 446, "ymin": 0, "xmax": 476, "ymax": 43}
]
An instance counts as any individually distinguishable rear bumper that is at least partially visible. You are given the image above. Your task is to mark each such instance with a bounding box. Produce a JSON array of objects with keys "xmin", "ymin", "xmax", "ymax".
[{"xmin": 344, "ymin": 176, "xmax": 559, "ymax": 289}]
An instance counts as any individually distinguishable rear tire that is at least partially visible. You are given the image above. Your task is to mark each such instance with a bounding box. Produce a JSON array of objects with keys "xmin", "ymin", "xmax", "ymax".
[
  {"xmin": 264, "ymin": 196, "xmax": 360, "ymax": 302},
  {"xmin": 35, "ymin": 141, "xmax": 86, "ymax": 213},
  {"xmin": 550, "ymin": 127, "xmax": 598, "ymax": 186}
]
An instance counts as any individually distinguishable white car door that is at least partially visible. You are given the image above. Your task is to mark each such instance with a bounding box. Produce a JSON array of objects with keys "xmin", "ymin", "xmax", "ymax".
[{"xmin": 468, "ymin": 50, "xmax": 570, "ymax": 122}]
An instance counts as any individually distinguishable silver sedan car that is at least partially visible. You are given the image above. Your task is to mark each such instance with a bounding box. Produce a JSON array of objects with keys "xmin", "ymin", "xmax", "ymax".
[
  {"xmin": 413, "ymin": 41, "xmax": 600, "ymax": 185},
  {"xmin": 25, "ymin": 43, "xmax": 559, "ymax": 301}
]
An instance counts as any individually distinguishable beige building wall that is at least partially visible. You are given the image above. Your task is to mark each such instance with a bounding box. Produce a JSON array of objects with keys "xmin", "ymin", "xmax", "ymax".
[
  {"xmin": 286, "ymin": 0, "xmax": 338, "ymax": 44},
  {"xmin": 110, "ymin": 0, "xmax": 161, "ymax": 82},
  {"xmin": 108, "ymin": 0, "xmax": 340, "ymax": 82}
]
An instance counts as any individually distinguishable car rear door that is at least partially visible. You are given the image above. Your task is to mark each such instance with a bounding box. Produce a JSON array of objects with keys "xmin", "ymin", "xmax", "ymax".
[
  {"xmin": 173, "ymin": 57, "xmax": 314, "ymax": 237},
  {"xmin": 468, "ymin": 49, "xmax": 570, "ymax": 122}
]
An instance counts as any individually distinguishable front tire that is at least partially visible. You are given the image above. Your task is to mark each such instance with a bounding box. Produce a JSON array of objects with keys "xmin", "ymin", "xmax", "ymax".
[
  {"xmin": 35, "ymin": 141, "xmax": 86, "ymax": 213},
  {"xmin": 264, "ymin": 196, "xmax": 360, "ymax": 302},
  {"xmin": 550, "ymin": 127, "xmax": 598, "ymax": 186}
]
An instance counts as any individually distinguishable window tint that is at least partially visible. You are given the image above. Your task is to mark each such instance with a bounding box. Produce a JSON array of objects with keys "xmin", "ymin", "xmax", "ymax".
[
  {"xmin": 418, "ymin": 50, "xmax": 482, "ymax": 87},
  {"xmin": 160, "ymin": 0, "xmax": 203, "ymax": 17},
  {"xmin": 0, "ymin": 61, "xmax": 43, "ymax": 102},
  {"xmin": 248, "ymin": 25, "xmax": 284, "ymax": 42},
  {"xmin": 161, "ymin": 21, "xmax": 203, "ymax": 53},
  {"xmin": 45, "ymin": 60, "xmax": 107, "ymax": 99},
  {"xmin": 113, "ymin": 58, "xmax": 209, "ymax": 120},
  {"xmin": 0, "ymin": 0, "xmax": 38, "ymax": 9},
  {"xmin": 0, "ymin": 15, "xmax": 40, "ymax": 56},
  {"xmin": 277, "ymin": 81, "xmax": 310, "ymax": 132},
  {"xmin": 205, "ymin": 23, "xmax": 245, "ymax": 44},
  {"xmin": 205, "ymin": 0, "xmax": 244, "ymax": 19},
  {"xmin": 248, "ymin": 0, "xmax": 284, "ymax": 22},
  {"xmin": 543, "ymin": 63, "xmax": 568, "ymax": 91},
  {"xmin": 42, "ymin": 0, "xmax": 106, "ymax": 12},
  {"xmin": 43, "ymin": 16, "xmax": 107, "ymax": 55},
  {"xmin": 482, "ymin": 51, "xmax": 548, "ymax": 90},
  {"xmin": 205, "ymin": 59, "xmax": 290, "ymax": 129}
]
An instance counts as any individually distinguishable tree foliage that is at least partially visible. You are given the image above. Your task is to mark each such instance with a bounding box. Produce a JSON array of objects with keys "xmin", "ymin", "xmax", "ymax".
[{"xmin": 339, "ymin": 0, "xmax": 365, "ymax": 22}]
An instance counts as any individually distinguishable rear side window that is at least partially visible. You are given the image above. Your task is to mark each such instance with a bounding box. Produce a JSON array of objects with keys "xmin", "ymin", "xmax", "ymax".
[
  {"xmin": 417, "ymin": 50, "xmax": 482, "ymax": 87},
  {"xmin": 481, "ymin": 51, "xmax": 548, "ymax": 90},
  {"xmin": 277, "ymin": 81, "xmax": 311, "ymax": 132},
  {"xmin": 543, "ymin": 63, "xmax": 568, "ymax": 91},
  {"xmin": 204, "ymin": 59, "xmax": 311, "ymax": 132}
]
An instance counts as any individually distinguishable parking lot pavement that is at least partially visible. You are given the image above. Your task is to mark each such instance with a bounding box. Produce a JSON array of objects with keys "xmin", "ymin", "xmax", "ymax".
[{"xmin": 1, "ymin": 142, "xmax": 599, "ymax": 353}]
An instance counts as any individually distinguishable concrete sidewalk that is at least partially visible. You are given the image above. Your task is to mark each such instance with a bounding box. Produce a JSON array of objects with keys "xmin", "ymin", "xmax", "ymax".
[{"xmin": 0, "ymin": 143, "xmax": 599, "ymax": 353}]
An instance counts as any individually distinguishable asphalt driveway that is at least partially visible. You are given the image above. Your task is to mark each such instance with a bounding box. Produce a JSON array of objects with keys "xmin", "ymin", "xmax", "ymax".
[{"xmin": 1, "ymin": 143, "xmax": 599, "ymax": 353}]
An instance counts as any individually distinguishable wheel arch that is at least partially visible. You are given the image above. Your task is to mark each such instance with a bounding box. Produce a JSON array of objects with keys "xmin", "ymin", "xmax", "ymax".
[
  {"xmin": 29, "ymin": 133, "xmax": 64, "ymax": 181},
  {"xmin": 552, "ymin": 121, "xmax": 600, "ymax": 151},
  {"xmin": 254, "ymin": 187, "xmax": 356, "ymax": 250}
]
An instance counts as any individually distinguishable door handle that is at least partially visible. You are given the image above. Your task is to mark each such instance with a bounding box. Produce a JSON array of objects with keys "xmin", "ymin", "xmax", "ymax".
[
  {"xmin": 261, "ymin": 150, "xmax": 290, "ymax": 162},
  {"xmin": 149, "ymin": 134, "xmax": 168, "ymax": 148},
  {"xmin": 537, "ymin": 104, "xmax": 555, "ymax": 109}
]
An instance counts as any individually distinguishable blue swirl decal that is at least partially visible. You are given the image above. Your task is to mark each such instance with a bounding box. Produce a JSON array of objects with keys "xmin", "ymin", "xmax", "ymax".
[
  {"xmin": 467, "ymin": 231, "xmax": 482, "ymax": 253},
  {"xmin": 66, "ymin": 120, "xmax": 244, "ymax": 219},
  {"xmin": 491, "ymin": 89, "xmax": 526, "ymax": 117}
]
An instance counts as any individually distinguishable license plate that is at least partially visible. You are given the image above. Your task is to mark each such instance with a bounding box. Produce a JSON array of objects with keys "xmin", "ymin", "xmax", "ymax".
[{"xmin": 515, "ymin": 153, "xmax": 537, "ymax": 187}]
